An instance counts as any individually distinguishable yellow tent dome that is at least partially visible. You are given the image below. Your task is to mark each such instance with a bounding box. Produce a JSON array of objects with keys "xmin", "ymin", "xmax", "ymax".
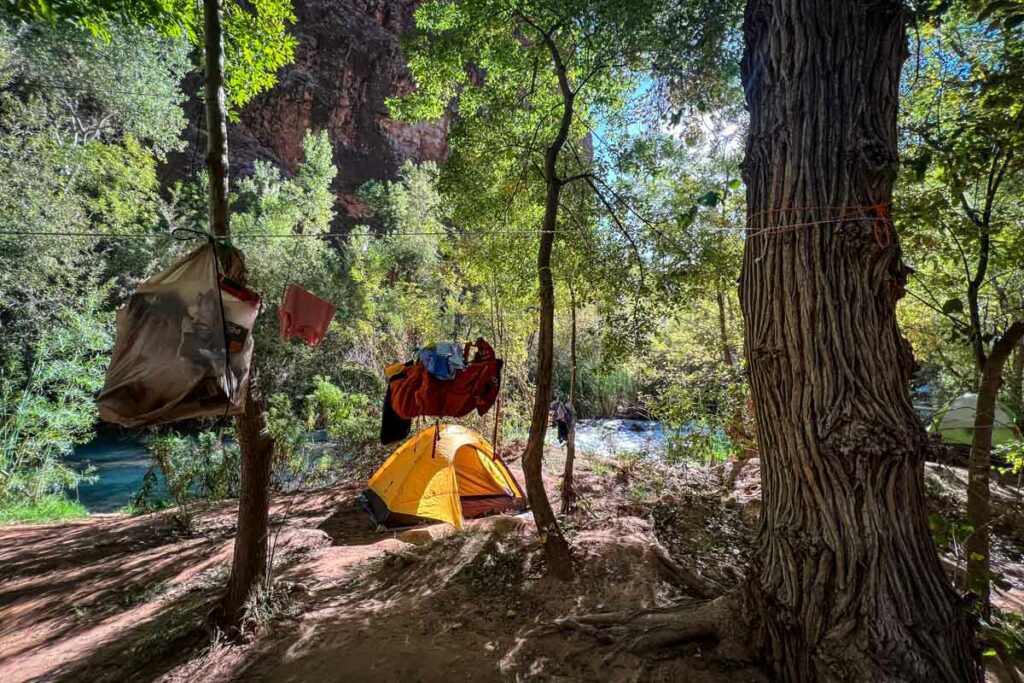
[{"xmin": 361, "ymin": 424, "xmax": 525, "ymax": 529}]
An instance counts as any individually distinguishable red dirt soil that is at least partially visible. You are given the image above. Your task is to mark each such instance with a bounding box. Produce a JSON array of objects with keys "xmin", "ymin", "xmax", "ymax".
[{"xmin": 0, "ymin": 453, "xmax": 1020, "ymax": 682}]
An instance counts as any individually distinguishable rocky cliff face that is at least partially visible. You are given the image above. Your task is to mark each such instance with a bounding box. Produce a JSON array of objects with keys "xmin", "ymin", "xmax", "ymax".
[{"xmin": 182, "ymin": 0, "xmax": 448, "ymax": 228}]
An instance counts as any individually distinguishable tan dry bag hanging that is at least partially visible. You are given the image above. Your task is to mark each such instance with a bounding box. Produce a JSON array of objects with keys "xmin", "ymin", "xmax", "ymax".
[{"xmin": 97, "ymin": 242, "xmax": 260, "ymax": 428}]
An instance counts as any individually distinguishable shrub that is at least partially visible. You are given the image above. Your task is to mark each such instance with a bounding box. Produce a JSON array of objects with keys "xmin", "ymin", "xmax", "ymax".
[
  {"xmin": 305, "ymin": 376, "xmax": 384, "ymax": 480},
  {"xmin": 0, "ymin": 298, "xmax": 108, "ymax": 509},
  {"xmin": 0, "ymin": 495, "xmax": 89, "ymax": 524},
  {"xmin": 145, "ymin": 430, "xmax": 240, "ymax": 531}
]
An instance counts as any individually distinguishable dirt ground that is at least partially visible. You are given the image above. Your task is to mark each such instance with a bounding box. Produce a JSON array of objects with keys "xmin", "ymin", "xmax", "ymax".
[{"xmin": 1, "ymin": 448, "xmax": 1022, "ymax": 682}]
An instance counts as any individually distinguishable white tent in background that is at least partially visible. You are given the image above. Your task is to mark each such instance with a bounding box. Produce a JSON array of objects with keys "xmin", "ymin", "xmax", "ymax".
[{"xmin": 929, "ymin": 393, "xmax": 1019, "ymax": 447}]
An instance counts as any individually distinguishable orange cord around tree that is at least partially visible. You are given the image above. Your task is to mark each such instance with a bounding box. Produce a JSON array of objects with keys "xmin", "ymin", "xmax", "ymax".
[{"xmin": 747, "ymin": 203, "xmax": 893, "ymax": 248}]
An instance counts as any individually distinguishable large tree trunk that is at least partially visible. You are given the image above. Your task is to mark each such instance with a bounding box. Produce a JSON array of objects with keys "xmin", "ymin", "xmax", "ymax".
[
  {"xmin": 739, "ymin": 1, "xmax": 979, "ymax": 680},
  {"xmin": 966, "ymin": 321, "xmax": 1024, "ymax": 615},
  {"xmin": 202, "ymin": 0, "xmax": 276, "ymax": 629}
]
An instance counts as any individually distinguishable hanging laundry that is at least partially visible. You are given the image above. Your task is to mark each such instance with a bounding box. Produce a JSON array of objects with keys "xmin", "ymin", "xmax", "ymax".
[
  {"xmin": 418, "ymin": 341, "xmax": 466, "ymax": 380},
  {"xmin": 97, "ymin": 243, "xmax": 260, "ymax": 428},
  {"xmin": 278, "ymin": 283, "xmax": 336, "ymax": 347},
  {"xmin": 379, "ymin": 364, "xmax": 412, "ymax": 445},
  {"xmin": 380, "ymin": 338, "xmax": 503, "ymax": 444}
]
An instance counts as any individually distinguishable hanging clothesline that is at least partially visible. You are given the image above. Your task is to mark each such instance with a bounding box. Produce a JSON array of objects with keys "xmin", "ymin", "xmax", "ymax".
[
  {"xmin": 0, "ymin": 228, "xmax": 559, "ymax": 240},
  {"xmin": 0, "ymin": 217, "xmax": 897, "ymax": 241}
]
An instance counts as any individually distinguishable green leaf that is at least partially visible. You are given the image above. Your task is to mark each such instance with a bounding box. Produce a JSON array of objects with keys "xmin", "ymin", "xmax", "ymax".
[{"xmin": 942, "ymin": 298, "xmax": 964, "ymax": 315}]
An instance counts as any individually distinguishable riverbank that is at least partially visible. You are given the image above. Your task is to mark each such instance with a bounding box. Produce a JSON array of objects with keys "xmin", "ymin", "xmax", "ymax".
[{"xmin": 59, "ymin": 420, "xmax": 684, "ymax": 515}]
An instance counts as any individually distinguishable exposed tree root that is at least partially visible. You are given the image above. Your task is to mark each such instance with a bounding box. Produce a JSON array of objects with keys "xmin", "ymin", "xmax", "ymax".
[
  {"xmin": 555, "ymin": 592, "xmax": 754, "ymax": 664},
  {"xmin": 651, "ymin": 544, "xmax": 721, "ymax": 599}
]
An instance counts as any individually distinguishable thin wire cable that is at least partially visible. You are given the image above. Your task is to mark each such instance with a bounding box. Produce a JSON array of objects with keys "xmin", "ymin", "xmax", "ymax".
[
  {"xmin": 0, "ymin": 228, "xmax": 560, "ymax": 240},
  {"xmin": 10, "ymin": 82, "xmax": 184, "ymax": 99}
]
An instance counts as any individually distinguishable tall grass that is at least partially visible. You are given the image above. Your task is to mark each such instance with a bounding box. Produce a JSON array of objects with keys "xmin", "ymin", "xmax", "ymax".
[
  {"xmin": 0, "ymin": 496, "xmax": 89, "ymax": 524},
  {"xmin": 553, "ymin": 360, "xmax": 640, "ymax": 418}
]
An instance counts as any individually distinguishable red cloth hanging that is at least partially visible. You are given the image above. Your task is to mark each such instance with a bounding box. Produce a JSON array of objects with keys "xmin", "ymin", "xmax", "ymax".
[
  {"xmin": 278, "ymin": 284, "xmax": 336, "ymax": 347},
  {"xmin": 387, "ymin": 338, "xmax": 503, "ymax": 420}
]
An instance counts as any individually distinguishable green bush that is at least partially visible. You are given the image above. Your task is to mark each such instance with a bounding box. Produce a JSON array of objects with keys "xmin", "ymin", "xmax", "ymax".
[
  {"xmin": 144, "ymin": 430, "xmax": 240, "ymax": 531},
  {"xmin": 0, "ymin": 298, "xmax": 108, "ymax": 508},
  {"xmin": 995, "ymin": 439, "xmax": 1023, "ymax": 475},
  {"xmin": 305, "ymin": 376, "xmax": 384, "ymax": 481},
  {"xmin": 648, "ymin": 361, "xmax": 748, "ymax": 466},
  {"xmin": 0, "ymin": 495, "xmax": 89, "ymax": 524}
]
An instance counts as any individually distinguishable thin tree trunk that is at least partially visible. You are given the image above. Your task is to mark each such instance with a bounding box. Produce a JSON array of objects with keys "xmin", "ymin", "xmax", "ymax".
[
  {"xmin": 521, "ymin": 23, "xmax": 574, "ymax": 581},
  {"xmin": 220, "ymin": 383, "xmax": 275, "ymax": 623},
  {"xmin": 561, "ymin": 276, "xmax": 578, "ymax": 515},
  {"xmin": 739, "ymin": 1, "xmax": 979, "ymax": 680},
  {"xmin": 202, "ymin": 0, "xmax": 276, "ymax": 629},
  {"xmin": 1009, "ymin": 338, "xmax": 1023, "ymax": 431},
  {"xmin": 716, "ymin": 281, "xmax": 732, "ymax": 366},
  {"xmin": 203, "ymin": 0, "xmax": 230, "ymax": 241},
  {"xmin": 966, "ymin": 321, "xmax": 1024, "ymax": 616}
]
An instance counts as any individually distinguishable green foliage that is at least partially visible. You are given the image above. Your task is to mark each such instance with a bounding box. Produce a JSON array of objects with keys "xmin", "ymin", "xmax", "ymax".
[
  {"xmin": 266, "ymin": 392, "xmax": 307, "ymax": 479},
  {"xmin": 391, "ymin": 0, "xmax": 748, "ymax": 437},
  {"xmin": 146, "ymin": 430, "xmax": 240, "ymax": 531},
  {"xmin": 124, "ymin": 467, "xmax": 164, "ymax": 515},
  {"xmin": 7, "ymin": 21, "xmax": 189, "ymax": 154},
  {"xmin": 305, "ymin": 376, "xmax": 379, "ymax": 460},
  {"xmin": 350, "ymin": 162, "xmax": 453, "ymax": 351},
  {"xmin": 0, "ymin": 293, "xmax": 108, "ymax": 506},
  {"xmin": 897, "ymin": 0, "xmax": 1024, "ymax": 404},
  {"xmin": 987, "ymin": 608, "xmax": 1024, "ymax": 659},
  {"xmin": 0, "ymin": 495, "xmax": 89, "ymax": 524},
  {"xmin": 265, "ymin": 376, "xmax": 385, "ymax": 487},
  {"xmin": 928, "ymin": 513, "xmax": 975, "ymax": 555},
  {"xmin": 0, "ymin": 21, "xmax": 186, "ymax": 512},
  {"xmin": 4, "ymin": 0, "xmax": 297, "ymax": 111},
  {"xmin": 994, "ymin": 439, "xmax": 1024, "ymax": 475}
]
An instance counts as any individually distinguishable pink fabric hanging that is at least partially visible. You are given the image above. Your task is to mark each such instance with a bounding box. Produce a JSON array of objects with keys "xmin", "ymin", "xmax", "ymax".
[{"xmin": 278, "ymin": 284, "xmax": 336, "ymax": 347}]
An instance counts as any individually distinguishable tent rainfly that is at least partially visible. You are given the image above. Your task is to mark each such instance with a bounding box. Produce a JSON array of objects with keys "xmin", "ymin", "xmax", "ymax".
[
  {"xmin": 929, "ymin": 393, "xmax": 1019, "ymax": 447},
  {"xmin": 360, "ymin": 424, "xmax": 526, "ymax": 530}
]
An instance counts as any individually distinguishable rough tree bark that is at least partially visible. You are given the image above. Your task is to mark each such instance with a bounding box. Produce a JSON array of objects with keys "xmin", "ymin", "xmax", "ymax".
[
  {"xmin": 202, "ymin": 0, "xmax": 276, "ymax": 629},
  {"xmin": 520, "ymin": 18, "xmax": 574, "ymax": 581},
  {"xmin": 560, "ymin": 275, "xmax": 578, "ymax": 515},
  {"xmin": 966, "ymin": 321, "xmax": 1024, "ymax": 614},
  {"xmin": 739, "ymin": 1, "xmax": 980, "ymax": 680}
]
